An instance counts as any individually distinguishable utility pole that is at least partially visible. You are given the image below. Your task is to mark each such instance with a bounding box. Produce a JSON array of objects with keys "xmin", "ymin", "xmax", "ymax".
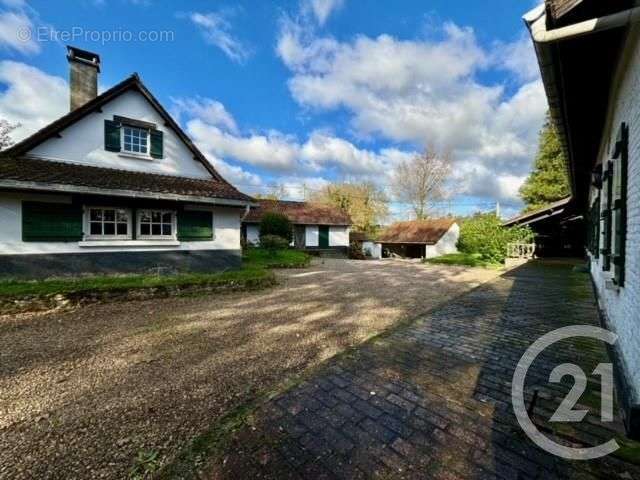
[{"xmin": 496, "ymin": 201, "xmax": 501, "ymax": 218}]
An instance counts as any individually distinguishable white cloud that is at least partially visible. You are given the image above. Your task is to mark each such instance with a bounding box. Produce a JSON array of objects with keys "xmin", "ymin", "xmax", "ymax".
[
  {"xmin": 0, "ymin": 11, "xmax": 40, "ymax": 54},
  {"xmin": 0, "ymin": 61, "xmax": 67, "ymax": 141},
  {"xmin": 306, "ymin": 0, "xmax": 344, "ymax": 26},
  {"xmin": 301, "ymin": 131, "xmax": 413, "ymax": 174},
  {"xmin": 186, "ymin": 119, "xmax": 300, "ymax": 171},
  {"xmin": 176, "ymin": 95, "xmax": 415, "ymax": 186},
  {"xmin": 494, "ymin": 34, "xmax": 540, "ymax": 82},
  {"xmin": 276, "ymin": 18, "xmax": 547, "ymax": 204},
  {"xmin": 171, "ymin": 96, "xmax": 238, "ymax": 133},
  {"xmin": 186, "ymin": 11, "xmax": 251, "ymax": 64}
]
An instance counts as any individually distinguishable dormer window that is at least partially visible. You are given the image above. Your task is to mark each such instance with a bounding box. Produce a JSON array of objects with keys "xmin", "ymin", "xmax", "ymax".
[
  {"xmin": 122, "ymin": 126, "xmax": 149, "ymax": 155},
  {"xmin": 105, "ymin": 116, "xmax": 163, "ymax": 159}
]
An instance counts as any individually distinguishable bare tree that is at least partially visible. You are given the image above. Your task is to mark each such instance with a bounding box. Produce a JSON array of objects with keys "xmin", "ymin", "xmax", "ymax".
[
  {"xmin": 254, "ymin": 183, "xmax": 288, "ymax": 201},
  {"xmin": 391, "ymin": 147, "xmax": 452, "ymax": 219},
  {"xmin": 0, "ymin": 119, "xmax": 19, "ymax": 151}
]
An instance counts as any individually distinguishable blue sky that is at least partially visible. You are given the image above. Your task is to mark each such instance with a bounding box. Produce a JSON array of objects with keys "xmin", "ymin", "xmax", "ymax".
[{"xmin": 0, "ymin": 0, "xmax": 546, "ymax": 219}]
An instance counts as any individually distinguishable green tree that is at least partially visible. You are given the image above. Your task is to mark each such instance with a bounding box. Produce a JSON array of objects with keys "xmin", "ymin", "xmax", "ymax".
[
  {"xmin": 259, "ymin": 212, "xmax": 292, "ymax": 243},
  {"xmin": 519, "ymin": 114, "xmax": 571, "ymax": 213},
  {"xmin": 457, "ymin": 213, "xmax": 533, "ymax": 264}
]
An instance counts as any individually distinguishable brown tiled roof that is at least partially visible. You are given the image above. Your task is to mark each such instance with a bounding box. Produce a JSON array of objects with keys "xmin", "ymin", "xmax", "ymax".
[
  {"xmin": 377, "ymin": 219, "xmax": 456, "ymax": 245},
  {"xmin": 547, "ymin": 0, "xmax": 584, "ymax": 20},
  {"xmin": 243, "ymin": 200, "xmax": 351, "ymax": 225},
  {"xmin": 0, "ymin": 156, "xmax": 252, "ymax": 202}
]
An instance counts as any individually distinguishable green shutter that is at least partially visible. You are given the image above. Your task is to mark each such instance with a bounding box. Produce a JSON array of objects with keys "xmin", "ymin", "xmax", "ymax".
[
  {"xmin": 612, "ymin": 123, "xmax": 628, "ymax": 286},
  {"xmin": 22, "ymin": 202, "xmax": 83, "ymax": 242},
  {"xmin": 588, "ymin": 199, "xmax": 600, "ymax": 257},
  {"xmin": 150, "ymin": 129, "xmax": 163, "ymax": 158},
  {"xmin": 178, "ymin": 210, "xmax": 213, "ymax": 241},
  {"xmin": 601, "ymin": 161, "xmax": 613, "ymax": 271},
  {"xmin": 104, "ymin": 120, "xmax": 121, "ymax": 152}
]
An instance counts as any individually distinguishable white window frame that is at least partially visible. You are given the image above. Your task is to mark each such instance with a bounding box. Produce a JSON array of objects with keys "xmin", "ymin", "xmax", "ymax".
[
  {"xmin": 121, "ymin": 125, "xmax": 150, "ymax": 156},
  {"xmin": 84, "ymin": 206, "xmax": 133, "ymax": 240},
  {"xmin": 137, "ymin": 209, "xmax": 177, "ymax": 240}
]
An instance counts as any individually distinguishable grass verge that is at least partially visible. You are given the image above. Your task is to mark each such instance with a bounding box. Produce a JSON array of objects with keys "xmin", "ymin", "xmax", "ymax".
[
  {"xmin": 424, "ymin": 252, "xmax": 503, "ymax": 269},
  {"xmin": 0, "ymin": 249, "xmax": 309, "ymax": 299},
  {"xmin": 243, "ymin": 248, "xmax": 311, "ymax": 269},
  {"xmin": 0, "ymin": 268, "xmax": 275, "ymax": 298}
]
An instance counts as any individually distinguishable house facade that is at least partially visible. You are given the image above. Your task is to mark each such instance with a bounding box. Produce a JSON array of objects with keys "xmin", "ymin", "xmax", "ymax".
[
  {"xmin": 242, "ymin": 200, "xmax": 351, "ymax": 252},
  {"xmin": 371, "ymin": 219, "xmax": 459, "ymax": 260},
  {"xmin": 0, "ymin": 47, "xmax": 253, "ymax": 278},
  {"xmin": 525, "ymin": 0, "xmax": 640, "ymax": 438}
]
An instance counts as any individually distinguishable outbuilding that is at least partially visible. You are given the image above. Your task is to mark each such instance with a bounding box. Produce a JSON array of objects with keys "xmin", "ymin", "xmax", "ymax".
[
  {"xmin": 242, "ymin": 200, "xmax": 351, "ymax": 253},
  {"xmin": 375, "ymin": 219, "xmax": 459, "ymax": 259}
]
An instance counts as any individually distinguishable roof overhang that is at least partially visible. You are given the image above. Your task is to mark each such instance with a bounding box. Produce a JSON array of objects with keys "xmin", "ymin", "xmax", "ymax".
[
  {"xmin": 0, "ymin": 179, "xmax": 256, "ymax": 208},
  {"xmin": 524, "ymin": 2, "xmax": 634, "ymax": 208},
  {"xmin": 503, "ymin": 197, "xmax": 573, "ymax": 227}
]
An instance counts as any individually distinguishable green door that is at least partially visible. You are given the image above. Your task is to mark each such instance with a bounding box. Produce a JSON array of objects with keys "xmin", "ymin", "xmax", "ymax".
[{"xmin": 319, "ymin": 226, "xmax": 330, "ymax": 248}]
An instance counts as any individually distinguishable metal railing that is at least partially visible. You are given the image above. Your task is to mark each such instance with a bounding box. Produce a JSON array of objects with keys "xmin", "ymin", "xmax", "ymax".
[{"xmin": 507, "ymin": 243, "xmax": 536, "ymax": 259}]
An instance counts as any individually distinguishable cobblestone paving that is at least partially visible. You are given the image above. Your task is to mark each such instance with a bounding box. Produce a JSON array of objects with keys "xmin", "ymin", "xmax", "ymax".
[{"xmin": 208, "ymin": 261, "xmax": 640, "ymax": 479}]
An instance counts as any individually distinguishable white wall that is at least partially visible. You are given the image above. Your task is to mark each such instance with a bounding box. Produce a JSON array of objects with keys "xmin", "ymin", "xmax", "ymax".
[
  {"xmin": 0, "ymin": 192, "xmax": 242, "ymax": 254},
  {"xmin": 246, "ymin": 224, "xmax": 260, "ymax": 245},
  {"xmin": 329, "ymin": 226, "xmax": 349, "ymax": 247},
  {"xmin": 28, "ymin": 90, "xmax": 212, "ymax": 180},
  {"xmin": 589, "ymin": 26, "xmax": 640, "ymax": 403},
  {"xmin": 424, "ymin": 223, "xmax": 460, "ymax": 259},
  {"xmin": 305, "ymin": 226, "xmax": 319, "ymax": 247},
  {"xmin": 362, "ymin": 241, "xmax": 382, "ymax": 259}
]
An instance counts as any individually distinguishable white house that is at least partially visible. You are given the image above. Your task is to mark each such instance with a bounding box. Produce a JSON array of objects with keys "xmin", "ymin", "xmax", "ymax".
[
  {"xmin": 525, "ymin": 0, "xmax": 640, "ymax": 438},
  {"xmin": 242, "ymin": 200, "xmax": 351, "ymax": 252},
  {"xmin": 369, "ymin": 219, "xmax": 459, "ymax": 260},
  {"xmin": 0, "ymin": 46, "xmax": 253, "ymax": 278}
]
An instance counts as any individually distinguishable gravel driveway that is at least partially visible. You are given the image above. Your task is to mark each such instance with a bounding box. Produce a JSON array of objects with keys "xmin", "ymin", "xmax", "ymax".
[{"xmin": 0, "ymin": 259, "xmax": 501, "ymax": 479}]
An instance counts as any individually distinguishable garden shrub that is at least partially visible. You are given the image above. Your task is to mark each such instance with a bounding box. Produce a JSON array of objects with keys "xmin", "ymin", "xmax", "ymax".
[
  {"xmin": 259, "ymin": 212, "xmax": 292, "ymax": 243},
  {"xmin": 457, "ymin": 213, "xmax": 533, "ymax": 264},
  {"xmin": 259, "ymin": 234, "xmax": 290, "ymax": 251}
]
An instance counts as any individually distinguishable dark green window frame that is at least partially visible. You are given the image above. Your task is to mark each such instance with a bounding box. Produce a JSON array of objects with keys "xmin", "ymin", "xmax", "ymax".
[
  {"xmin": 611, "ymin": 123, "xmax": 628, "ymax": 287},
  {"xmin": 601, "ymin": 161, "xmax": 613, "ymax": 271},
  {"xmin": 104, "ymin": 117, "xmax": 163, "ymax": 159}
]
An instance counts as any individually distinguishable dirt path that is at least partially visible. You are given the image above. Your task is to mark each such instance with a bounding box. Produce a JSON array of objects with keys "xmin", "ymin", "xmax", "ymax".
[{"xmin": 0, "ymin": 259, "xmax": 501, "ymax": 479}]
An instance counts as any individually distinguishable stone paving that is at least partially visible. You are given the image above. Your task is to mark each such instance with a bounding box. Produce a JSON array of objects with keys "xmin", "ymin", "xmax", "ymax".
[{"xmin": 207, "ymin": 261, "xmax": 640, "ymax": 479}]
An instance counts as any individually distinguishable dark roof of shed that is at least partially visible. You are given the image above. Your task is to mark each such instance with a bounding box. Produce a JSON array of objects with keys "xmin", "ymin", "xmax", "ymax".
[
  {"xmin": 503, "ymin": 197, "xmax": 573, "ymax": 227},
  {"xmin": 377, "ymin": 219, "xmax": 456, "ymax": 245},
  {"xmin": 0, "ymin": 156, "xmax": 252, "ymax": 202},
  {"xmin": 243, "ymin": 200, "xmax": 351, "ymax": 225}
]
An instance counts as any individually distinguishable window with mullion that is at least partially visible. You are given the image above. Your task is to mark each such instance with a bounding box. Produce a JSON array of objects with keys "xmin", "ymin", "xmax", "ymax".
[
  {"xmin": 86, "ymin": 207, "xmax": 131, "ymax": 240},
  {"xmin": 138, "ymin": 209, "xmax": 175, "ymax": 239},
  {"xmin": 122, "ymin": 126, "xmax": 149, "ymax": 155}
]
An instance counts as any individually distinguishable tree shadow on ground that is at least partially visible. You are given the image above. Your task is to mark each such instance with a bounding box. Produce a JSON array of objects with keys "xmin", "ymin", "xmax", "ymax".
[
  {"xmin": 207, "ymin": 260, "xmax": 640, "ymax": 479},
  {"xmin": 0, "ymin": 260, "xmax": 497, "ymax": 479}
]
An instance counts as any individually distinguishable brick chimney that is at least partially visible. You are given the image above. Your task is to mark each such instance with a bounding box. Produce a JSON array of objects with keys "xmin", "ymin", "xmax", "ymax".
[{"xmin": 67, "ymin": 46, "xmax": 100, "ymax": 111}]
